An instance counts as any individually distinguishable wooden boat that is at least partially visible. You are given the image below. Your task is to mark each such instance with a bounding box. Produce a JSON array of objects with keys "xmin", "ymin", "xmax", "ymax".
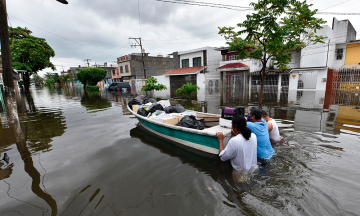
[{"xmin": 127, "ymin": 105, "xmax": 232, "ymax": 155}]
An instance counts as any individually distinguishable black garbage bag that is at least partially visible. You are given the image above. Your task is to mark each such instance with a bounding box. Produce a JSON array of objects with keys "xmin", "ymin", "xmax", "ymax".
[
  {"xmin": 164, "ymin": 104, "xmax": 185, "ymax": 114},
  {"xmin": 137, "ymin": 108, "xmax": 149, "ymax": 117},
  {"xmin": 149, "ymin": 103, "xmax": 164, "ymax": 113},
  {"xmin": 176, "ymin": 115, "xmax": 204, "ymax": 130},
  {"xmin": 143, "ymin": 98, "xmax": 157, "ymax": 104},
  {"xmin": 128, "ymin": 98, "xmax": 142, "ymax": 110}
]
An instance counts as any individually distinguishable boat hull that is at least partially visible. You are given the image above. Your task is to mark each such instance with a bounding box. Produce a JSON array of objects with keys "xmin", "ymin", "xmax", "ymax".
[{"xmin": 137, "ymin": 117, "xmax": 219, "ymax": 154}]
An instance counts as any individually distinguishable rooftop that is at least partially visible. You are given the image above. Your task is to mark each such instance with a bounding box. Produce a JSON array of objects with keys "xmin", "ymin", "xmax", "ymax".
[
  {"xmin": 217, "ymin": 63, "xmax": 248, "ymax": 69},
  {"xmin": 163, "ymin": 66, "xmax": 206, "ymax": 76}
]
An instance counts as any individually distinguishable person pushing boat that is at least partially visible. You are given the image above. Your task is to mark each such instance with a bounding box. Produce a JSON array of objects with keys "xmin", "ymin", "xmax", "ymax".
[
  {"xmin": 216, "ymin": 116, "xmax": 258, "ymax": 181},
  {"xmin": 261, "ymin": 110, "xmax": 284, "ymax": 144},
  {"xmin": 246, "ymin": 108, "xmax": 275, "ymax": 163}
]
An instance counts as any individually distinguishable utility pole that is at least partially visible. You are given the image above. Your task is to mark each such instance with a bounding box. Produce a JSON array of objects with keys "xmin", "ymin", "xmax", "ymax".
[
  {"xmin": 0, "ymin": 0, "xmax": 19, "ymax": 124},
  {"xmin": 84, "ymin": 59, "xmax": 91, "ymax": 67},
  {"xmin": 129, "ymin": 37, "xmax": 146, "ymax": 79}
]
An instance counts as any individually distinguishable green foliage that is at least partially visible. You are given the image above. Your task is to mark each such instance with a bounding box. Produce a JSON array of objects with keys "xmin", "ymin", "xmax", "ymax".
[
  {"xmin": 44, "ymin": 72, "xmax": 60, "ymax": 83},
  {"xmin": 175, "ymin": 83, "xmax": 200, "ymax": 99},
  {"xmin": 45, "ymin": 78, "xmax": 55, "ymax": 85},
  {"xmin": 10, "ymin": 27, "xmax": 56, "ymax": 75},
  {"xmin": 218, "ymin": 0, "xmax": 327, "ymax": 71},
  {"xmin": 141, "ymin": 77, "xmax": 167, "ymax": 92},
  {"xmin": 59, "ymin": 74, "xmax": 73, "ymax": 84},
  {"xmin": 31, "ymin": 74, "xmax": 43, "ymax": 84},
  {"xmin": 76, "ymin": 67, "xmax": 107, "ymax": 89},
  {"xmin": 86, "ymin": 85, "xmax": 100, "ymax": 91}
]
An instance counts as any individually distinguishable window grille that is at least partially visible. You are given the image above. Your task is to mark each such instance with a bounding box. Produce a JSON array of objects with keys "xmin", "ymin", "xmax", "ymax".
[
  {"xmin": 193, "ymin": 57, "xmax": 201, "ymax": 67},
  {"xmin": 229, "ymin": 55, "xmax": 239, "ymax": 61},
  {"xmin": 120, "ymin": 66, "xmax": 123, "ymax": 73},
  {"xmin": 125, "ymin": 65, "xmax": 129, "ymax": 72},
  {"xmin": 336, "ymin": 49, "xmax": 343, "ymax": 60},
  {"xmin": 182, "ymin": 59, "xmax": 189, "ymax": 68}
]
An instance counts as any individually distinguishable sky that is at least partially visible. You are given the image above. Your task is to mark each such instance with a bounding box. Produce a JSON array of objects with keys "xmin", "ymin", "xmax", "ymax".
[{"xmin": 5, "ymin": 0, "xmax": 360, "ymax": 76}]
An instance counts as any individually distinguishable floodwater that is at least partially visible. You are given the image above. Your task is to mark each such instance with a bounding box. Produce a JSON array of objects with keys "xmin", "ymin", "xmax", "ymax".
[{"xmin": 0, "ymin": 86, "xmax": 360, "ymax": 216}]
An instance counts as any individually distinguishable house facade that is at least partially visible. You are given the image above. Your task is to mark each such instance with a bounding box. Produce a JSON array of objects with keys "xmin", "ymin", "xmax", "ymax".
[
  {"xmin": 116, "ymin": 53, "xmax": 174, "ymax": 81},
  {"xmin": 153, "ymin": 47, "xmax": 221, "ymax": 100}
]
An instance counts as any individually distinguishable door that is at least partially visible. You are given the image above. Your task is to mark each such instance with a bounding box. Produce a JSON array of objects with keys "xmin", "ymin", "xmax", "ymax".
[{"xmin": 170, "ymin": 75, "xmax": 197, "ymax": 98}]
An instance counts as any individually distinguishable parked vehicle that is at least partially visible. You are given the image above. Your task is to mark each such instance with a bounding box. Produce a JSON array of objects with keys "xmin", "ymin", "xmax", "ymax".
[{"xmin": 108, "ymin": 82, "xmax": 131, "ymax": 93}]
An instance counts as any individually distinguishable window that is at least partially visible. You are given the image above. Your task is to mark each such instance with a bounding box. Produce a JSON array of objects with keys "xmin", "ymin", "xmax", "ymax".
[
  {"xmin": 112, "ymin": 70, "xmax": 115, "ymax": 75},
  {"xmin": 120, "ymin": 66, "xmax": 123, "ymax": 73},
  {"xmin": 229, "ymin": 55, "xmax": 239, "ymax": 61},
  {"xmin": 125, "ymin": 65, "xmax": 129, "ymax": 72},
  {"xmin": 182, "ymin": 59, "xmax": 189, "ymax": 68},
  {"xmin": 193, "ymin": 57, "xmax": 201, "ymax": 67},
  {"xmin": 336, "ymin": 49, "xmax": 343, "ymax": 60},
  {"xmin": 203, "ymin": 50, "xmax": 207, "ymax": 66}
]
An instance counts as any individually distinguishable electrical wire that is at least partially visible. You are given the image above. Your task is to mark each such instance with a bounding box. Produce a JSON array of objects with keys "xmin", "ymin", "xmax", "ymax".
[{"xmin": 154, "ymin": 0, "xmax": 360, "ymax": 15}]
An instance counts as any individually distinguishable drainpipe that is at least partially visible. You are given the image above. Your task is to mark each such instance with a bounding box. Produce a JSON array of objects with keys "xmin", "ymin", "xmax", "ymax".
[{"xmin": 326, "ymin": 39, "xmax": 330, "ymax": 67}]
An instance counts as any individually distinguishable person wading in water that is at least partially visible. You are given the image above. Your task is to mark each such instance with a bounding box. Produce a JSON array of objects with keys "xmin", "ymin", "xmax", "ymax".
[
  {"xmin": 247, "ymin": 108, "xmax": 275, "ymax": 163},
  {"xmin": 217, "ymin": 116, "xmax": 258, "ymax": 182},
  {"xmin": 261, "ymin": 110, "xmax": 284, "ymax": 144}
]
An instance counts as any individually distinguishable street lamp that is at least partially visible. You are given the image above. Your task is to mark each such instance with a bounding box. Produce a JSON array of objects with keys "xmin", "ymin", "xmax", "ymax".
[{"xmin": 56, "ymin": 0, "xmax": 68, "ymax": 4}]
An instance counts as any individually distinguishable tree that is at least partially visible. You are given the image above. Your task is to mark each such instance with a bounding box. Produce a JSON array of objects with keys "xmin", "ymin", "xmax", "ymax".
[
  {"xmin": 76, "ymin": 67, "xmax": 107, "ymax": 90},
  {"xmin": 219, "ymin": 0, "xmax": 326, "ymax": 106},
  {"xmin": 45, "ymin": 78, "xmax": 55, "ymax": 86},
  {"xmin": 59, "ymin": 74, "xmax": 73, "ymax": 85},
  {"xmin": 9, "ymin": 27, "xmax": 55, "ymax": 93},
  {"xmin": 141, "ymin": 77, "xmax": 167, "ymax": 94},
  {"xmin": 31, "ymin": 74, "xmax": 43, "ymax": 86},
  {"xmin": 175, "ymin": 82, "xmax": 200, "ymax": 99},
  {"xmin": 44, "ymin": 72, "xmax": 60, "ymax": 83}
]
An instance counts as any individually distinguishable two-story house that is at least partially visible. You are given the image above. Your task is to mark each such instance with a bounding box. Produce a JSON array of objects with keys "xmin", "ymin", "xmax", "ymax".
[
  {"xmin": 116, "ymin": 52, "xmax": 174, "ymax": 81},
  {"xmin": 155, "ymin": 47, "xmax": 221, "ymax": 99}
]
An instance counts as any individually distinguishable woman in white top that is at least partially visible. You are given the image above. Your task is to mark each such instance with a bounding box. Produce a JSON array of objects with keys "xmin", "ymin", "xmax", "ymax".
[
  {"xmin": 261, "ymin": 110, "xmax": 283, "ymax": 143},
  {"xmin": 217, "ymin": 116, "xmax": 258, "ymax": 180}
]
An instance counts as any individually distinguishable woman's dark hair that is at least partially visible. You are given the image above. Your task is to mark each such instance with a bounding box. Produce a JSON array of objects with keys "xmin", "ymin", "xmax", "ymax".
[{"xmin": 232, "ymin": 116, "xmax": 252, "ymax": 140}]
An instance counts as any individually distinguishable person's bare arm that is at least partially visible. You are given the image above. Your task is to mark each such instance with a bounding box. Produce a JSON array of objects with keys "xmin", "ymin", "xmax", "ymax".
[
  {"xmin": 216, "ymin": 132, "xmax": 226, "ymax": 154},
  {"xmin": 267, "ymin": 122, "xmax": 273, "ymax": 132}
]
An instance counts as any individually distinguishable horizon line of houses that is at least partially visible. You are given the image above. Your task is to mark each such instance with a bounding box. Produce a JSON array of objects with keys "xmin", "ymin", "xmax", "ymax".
[{"xmin": 60, "ymin": 17, "xmax": 360, "ymax": 100}]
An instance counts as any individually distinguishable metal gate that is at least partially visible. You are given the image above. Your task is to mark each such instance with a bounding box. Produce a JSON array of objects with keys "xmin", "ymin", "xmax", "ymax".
[{"xmin": 298, "ymin": 71, "xmax": 317, "ymax": 89}]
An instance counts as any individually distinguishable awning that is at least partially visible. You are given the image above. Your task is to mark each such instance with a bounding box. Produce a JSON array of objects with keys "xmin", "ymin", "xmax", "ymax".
[
  {"xmin": 163, "ymin": 66, "xmax": 206, "ymax": 76},
  {"xmin": 216, "ymin": 63, "xmax": 249, "ymax": 72}
]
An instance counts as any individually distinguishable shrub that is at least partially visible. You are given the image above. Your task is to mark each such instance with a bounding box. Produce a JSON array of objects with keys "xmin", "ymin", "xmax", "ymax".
[
  {"xmin": 175, "ymin": 83, "xmax": 200, "ymax": 99},
  {"xmin": 86, "ymin": 85, "xmax": 100, "ymax": 91},
  {"xmin": 141, "ymin": 77, "xmax": 167, "ymax": 93}
]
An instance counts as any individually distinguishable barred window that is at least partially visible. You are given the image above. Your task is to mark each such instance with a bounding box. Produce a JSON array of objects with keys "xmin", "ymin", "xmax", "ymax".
[{"xmin": 336, "ymin": 49, "xmax": 343, "ymax": 60}]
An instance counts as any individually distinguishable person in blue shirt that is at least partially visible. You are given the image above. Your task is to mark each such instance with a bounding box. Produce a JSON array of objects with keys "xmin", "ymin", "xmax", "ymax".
[{"xmin": 246, "ymin": 108, "xmax": 275, "ymax": 161}]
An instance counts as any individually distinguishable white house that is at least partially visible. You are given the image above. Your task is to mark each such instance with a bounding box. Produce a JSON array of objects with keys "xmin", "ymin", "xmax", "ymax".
[{"xmin": 153, "ymin": 47, "xmax": 221, "ymax": 101}]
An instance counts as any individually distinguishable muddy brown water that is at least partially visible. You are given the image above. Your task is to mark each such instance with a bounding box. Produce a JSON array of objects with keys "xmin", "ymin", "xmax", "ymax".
[{"xmin": 0, "ymin": 86, "xmax": 360, "ymax": 215}]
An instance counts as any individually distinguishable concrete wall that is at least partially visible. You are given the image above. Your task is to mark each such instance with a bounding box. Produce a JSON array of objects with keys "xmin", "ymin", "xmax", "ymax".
[
  {"xmin": 152, "ymin": 75, "xmax": 171, "ymax": 99},
  {"xmin": 131, "ymin": 55, "xmax": 174, "ymax": 79},
  {"xmin": 205, "ymin": 47, "xmax": 222, "ymax": 85}
]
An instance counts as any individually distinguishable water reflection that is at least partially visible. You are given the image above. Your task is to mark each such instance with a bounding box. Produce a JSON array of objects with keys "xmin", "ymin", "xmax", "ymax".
[
  {"xmin": 0, "ymin": 86, "xmax": 359, "ymax": 215},
  {"xmin": 80, "ymin": 92, "xmax": 112, "ymax": 113}
]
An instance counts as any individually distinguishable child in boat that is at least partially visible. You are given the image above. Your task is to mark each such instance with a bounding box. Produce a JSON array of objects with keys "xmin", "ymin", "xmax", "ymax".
[
  {"xmin": 261, "ymin": 110, "xmax": 284, "ymax": 144},
  {"xmin": 216, "ymin": 116, "xmax": 258, "ymax": 176}
]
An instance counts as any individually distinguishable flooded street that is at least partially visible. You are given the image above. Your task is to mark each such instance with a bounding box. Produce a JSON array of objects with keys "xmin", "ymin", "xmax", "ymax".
[{"xmin": 1, "ymin": 86, "xmax": 360, "ymax": 216}]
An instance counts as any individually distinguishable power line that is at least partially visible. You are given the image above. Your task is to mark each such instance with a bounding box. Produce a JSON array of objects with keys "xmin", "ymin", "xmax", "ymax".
[
  {"xmin": 154, "ymin": 0, "xmax": 360, "ymax": 15},
  {"xmin": 143, "ymin": 31, "xmax": 218, "ymax": 42},
  {"xmin": 320, "ymin": 0, "xmax": 352, "ymax": 11}
]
